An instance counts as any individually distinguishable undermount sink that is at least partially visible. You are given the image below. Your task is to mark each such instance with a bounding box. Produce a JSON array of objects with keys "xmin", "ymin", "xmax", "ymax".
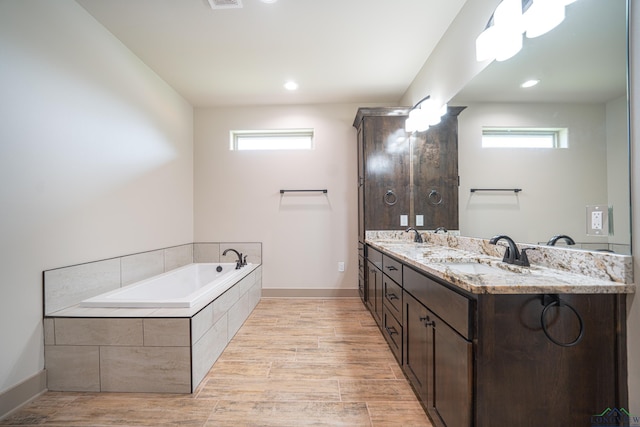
[
  {"xmin": 441, "ymin": 261, "xmax": 530, "ymax": 275},
  {"xmin": 443, "ymin": 262, "xmax": 506, "ymax": 275}
]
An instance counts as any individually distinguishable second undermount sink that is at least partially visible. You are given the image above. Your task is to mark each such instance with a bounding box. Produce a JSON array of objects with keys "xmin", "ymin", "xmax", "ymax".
[
  {"xmin": 441, "ymin": 261, "xmax": 530, "ymax": 275},
  {"xmin": 443, "ymin": 262, "xmax": 506, "ymax": 275}
]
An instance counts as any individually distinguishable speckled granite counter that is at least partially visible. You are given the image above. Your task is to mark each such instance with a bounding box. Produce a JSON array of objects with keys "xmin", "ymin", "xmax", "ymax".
[{"xmin": 366, "ymin": 232, "xmax": 635, "ymax": 295}]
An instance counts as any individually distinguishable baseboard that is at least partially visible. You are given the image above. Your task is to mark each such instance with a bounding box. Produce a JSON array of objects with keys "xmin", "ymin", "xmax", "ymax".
[
  {"xmin": 261, "ymin": 288, "xmax": 360, "ymax": 298},
  {"xmin": 0, "ymin": 370, "xmax": 47, "ymax": 420}
]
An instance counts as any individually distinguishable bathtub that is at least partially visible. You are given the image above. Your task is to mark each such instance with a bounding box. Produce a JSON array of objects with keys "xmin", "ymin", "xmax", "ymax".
[{"xmin": 80, "ymin": 262, "xmax": 253, "ymax": 308}]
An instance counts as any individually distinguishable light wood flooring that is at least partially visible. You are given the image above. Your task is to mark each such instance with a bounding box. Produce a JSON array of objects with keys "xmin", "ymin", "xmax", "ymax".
[{"xmin": 1, "ymin": 298, "xmax": 432, "ymax": 426}]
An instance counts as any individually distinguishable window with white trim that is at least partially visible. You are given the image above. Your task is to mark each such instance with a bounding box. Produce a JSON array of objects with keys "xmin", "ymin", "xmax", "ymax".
[
  {"xmin": 230, "ymin": 129, "xmax": 314, "ymax": 151},
  {"xmin": 482, "ymin": 127, "xmax": 568, "ymax": 148}
]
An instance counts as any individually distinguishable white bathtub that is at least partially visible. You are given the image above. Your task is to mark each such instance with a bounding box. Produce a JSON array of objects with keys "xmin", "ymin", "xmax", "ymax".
[{"xmin": 80, "ymin": 263, "xmax": 253, "ymax": 308}]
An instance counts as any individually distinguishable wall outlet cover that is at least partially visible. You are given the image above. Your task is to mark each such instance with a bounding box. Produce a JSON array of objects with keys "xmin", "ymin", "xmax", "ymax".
[{"xmin": 586, "ymin": 205, "xmax": 609, "ymax": 236}]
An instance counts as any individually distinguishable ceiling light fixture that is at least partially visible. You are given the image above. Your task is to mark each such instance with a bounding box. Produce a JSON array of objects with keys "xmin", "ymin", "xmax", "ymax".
[
  {"xmin": 405, "ymin": 95, "xmax": 448, "ymax": 133},
  {"xmin": 284, "ymin": 81, "xmax": 298, "ymax": 91},
  {"xmin": 521, "ymin": 79, "xmax": 540, "ymax": 88},
  {"xmin": 476, "ymin": 0, "xmax": 579, "ymax": 63}
]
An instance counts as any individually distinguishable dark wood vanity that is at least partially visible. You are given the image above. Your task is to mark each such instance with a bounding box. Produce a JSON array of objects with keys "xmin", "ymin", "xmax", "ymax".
[{"xmin": 366, "ymin": 243, "xmax": 627, "ymax": 427}]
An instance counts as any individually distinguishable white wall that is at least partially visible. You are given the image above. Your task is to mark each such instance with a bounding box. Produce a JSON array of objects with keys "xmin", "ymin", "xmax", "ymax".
[
  {"xmin": 607, "ymin": 96, "xmax": 631, "ymax": 246},
  {"xmin": 0, "ymin": 0, "xmax": 193, "ymax": 396},
  {"xmin": 457, "ymin": 102, "xmax": 609, "ymax": 244},
  {"xmin": 194, "ymin": 104, "xmax": 359, "ymax": 293}
]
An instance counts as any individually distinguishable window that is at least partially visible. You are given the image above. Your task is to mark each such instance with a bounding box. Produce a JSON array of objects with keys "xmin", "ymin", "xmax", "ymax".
[
  {"xmin": 481, "ymin": 127, "xmax": 567, "ymax": 148},
  {"xmin": 230, "ymin": 129, "xmax": 314, "ymax": 151}
]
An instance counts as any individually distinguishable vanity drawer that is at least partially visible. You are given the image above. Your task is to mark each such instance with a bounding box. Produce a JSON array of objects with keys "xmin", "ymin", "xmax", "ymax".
[
  {"xmin": 403, "ymin": 265, "xmax": 471, "ymax": 339},
  {"xmin": 383, "ymin": 276, "xmax": 402, "ymax": 319},
  {"xmin": 367, "ymin": 246, "xmax": 383, "ymax": 271},
  {"xmin": 382, "ymin": 254, "xmax": 402, "ymax": 285},
  {"xmin": 382, "ymin": 305, "xmax": 402, "ymax": 363}
]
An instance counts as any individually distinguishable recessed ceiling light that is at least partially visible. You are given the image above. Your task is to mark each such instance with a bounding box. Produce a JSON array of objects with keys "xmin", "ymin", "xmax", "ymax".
[
  {"xmin": 284, "ymin": 81, "xmax": 298, "ymax": 91},
  {"xmin": 521, "ymin": 79, "xmax": 540, "ymax": 88}
]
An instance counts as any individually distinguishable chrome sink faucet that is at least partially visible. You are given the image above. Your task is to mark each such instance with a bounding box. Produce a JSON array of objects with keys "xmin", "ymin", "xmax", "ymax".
[
  {"xmin": 405, "ymin": 227, "xmax": 423, "ymax": 243},
  {"xmin": 489, "ymin": 235, "xmax": 533, "ymax": 267},
  {"xmin": 222, "ymin": 248, "xmax": 246, "ymax": 269}
]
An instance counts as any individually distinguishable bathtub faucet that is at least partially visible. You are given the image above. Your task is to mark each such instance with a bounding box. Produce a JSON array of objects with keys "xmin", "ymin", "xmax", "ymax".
[{"xmin": 223, "ymin": 248, "xmax": 246, "ymax": 269}]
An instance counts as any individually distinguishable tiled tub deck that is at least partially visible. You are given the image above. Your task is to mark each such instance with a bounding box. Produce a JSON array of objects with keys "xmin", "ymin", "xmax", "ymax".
[{"xmin": 43, "ymin": 243, "xmax": 262, "ymax": 394}]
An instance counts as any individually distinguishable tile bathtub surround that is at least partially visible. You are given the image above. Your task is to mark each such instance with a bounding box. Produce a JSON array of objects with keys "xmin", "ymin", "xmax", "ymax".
[
  {"xmin": 44, "ymin": 266, "xmax": 263, "ymax": 394},
  {"xmin": 3, "ymin": 299, "xmax": 433, "ymax": 427},
  {"xmin": 366, "ymin": 230, "xmax": 633, "ymax": 284},
  {"xmin": 44, "ymin": 242, "xmax": 262, "ymax": 315}
]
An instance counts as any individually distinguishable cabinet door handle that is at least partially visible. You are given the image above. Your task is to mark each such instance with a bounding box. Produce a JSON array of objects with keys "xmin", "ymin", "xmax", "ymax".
[
  {"xmin": 385, "ymin": 326, "xmax": 398, "ymax": 336},
  {"xmin": 386, "ymin": 266, "xmax": 398, "ymax": 271},
  {"xmin": 420, "ymin": 316, "xmax": 435, "ymax": 327},
  {"xmin": 385, "ymin": 292, "xmax": 398, "ymax": 301}
]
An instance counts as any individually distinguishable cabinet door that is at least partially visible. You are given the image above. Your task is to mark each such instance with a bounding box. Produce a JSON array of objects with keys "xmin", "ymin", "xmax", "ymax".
[
  {"xmin": 403, "ymin": 291, "xmax": 433, "ymax": 407},
  {"xmin": 363, "ymin": 115, "xmax": 410, "ymax": 230},
  {"xmin": 433, "ymin": 319, "xmax": 472, "ymax": 427},
  {"xmin": 413, "ymin": 109, "xmax": 462, "ymax": 230},
  {"xmin": 366, "ymin": 261, "xmax": 382, "ymax": 325},
  {"xmin": 357, "ymin": 126, "xmax": 365, "ymax": 242}
]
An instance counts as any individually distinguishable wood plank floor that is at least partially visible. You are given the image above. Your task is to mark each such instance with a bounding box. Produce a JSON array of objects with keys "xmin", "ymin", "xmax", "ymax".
[{"xmin": 1, "ymin": 298, "xmax": 432, "ymax": 426}]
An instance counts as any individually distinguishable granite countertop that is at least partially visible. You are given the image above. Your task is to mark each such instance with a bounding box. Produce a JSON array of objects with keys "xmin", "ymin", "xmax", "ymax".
[{"xmin": 366, "ymin": 238, "xmax": 635, "ymax": 295}]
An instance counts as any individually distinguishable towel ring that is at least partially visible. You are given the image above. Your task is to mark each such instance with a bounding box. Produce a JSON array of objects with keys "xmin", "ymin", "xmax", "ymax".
[
  {"xmin": 428, "ymin": 189, "xmax": 443, "ymax": 205},
  {"xmin": 383, "ymin": 190, "xmax": 397, "ymax": 206},
  {"xmin": 540, "ymin": 295, "xmax": 584, "ymax": 347}
]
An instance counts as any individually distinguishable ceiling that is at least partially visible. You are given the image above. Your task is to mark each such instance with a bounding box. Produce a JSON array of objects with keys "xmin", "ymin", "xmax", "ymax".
[{"xmin": 76, "ymin": 0, "xmax": 467, "ymax": 108}]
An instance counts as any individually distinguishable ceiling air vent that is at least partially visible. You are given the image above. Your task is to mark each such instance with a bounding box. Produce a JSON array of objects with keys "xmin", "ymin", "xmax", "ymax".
[{"xmin": 207, "ymin": 0, "xmax": 243, "ymax": 9}]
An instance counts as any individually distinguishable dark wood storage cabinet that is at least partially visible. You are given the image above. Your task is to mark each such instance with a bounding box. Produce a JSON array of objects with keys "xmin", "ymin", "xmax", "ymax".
[{"xmin": 353, "ymin": 107, "xmax": 463, "ymax": 243}]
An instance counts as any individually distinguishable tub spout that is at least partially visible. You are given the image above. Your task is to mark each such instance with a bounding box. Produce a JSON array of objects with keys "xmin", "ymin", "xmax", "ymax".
[{"xmin": 223, "ymin": 248, "xmax": 245, "ymax": 269}]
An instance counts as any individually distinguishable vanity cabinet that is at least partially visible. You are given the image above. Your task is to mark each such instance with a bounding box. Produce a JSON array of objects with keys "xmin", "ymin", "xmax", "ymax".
[
  {"xmin": 403, "ymin": 266, "xmax": 472, "ymax": 427},
  {"xmin": 381, "ymin": 254, "xmax": 403, "ymax": 363},
  {"xmin": 366, "ymin": 243, "xmax": 627, "ymax": 427},
  {"xmin": 366, "ymin": 246, "xmax": 383, "ymax": 325}
]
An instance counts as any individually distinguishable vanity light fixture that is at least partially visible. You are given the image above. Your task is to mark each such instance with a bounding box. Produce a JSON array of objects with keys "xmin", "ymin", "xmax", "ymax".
[
  {"xmin": 284, "ymin": 81, "xmax": 298, "ymax": 91},
  {"xmin": 405, "ymin": 95, "xmax": 448, "ymax": 133},
  {"xmin": 521, "ymin": 79, "xmax": 540, "ymax": 88},
  {"xmin": 476, "ymin": 0, "xmax": 579, "ymax": 63}
]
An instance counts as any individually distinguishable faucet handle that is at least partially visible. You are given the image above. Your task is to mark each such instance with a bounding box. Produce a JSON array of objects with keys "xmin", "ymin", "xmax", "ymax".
[{"xmin": 518, "ymin": 248, "xmax": 536, "ymax": 267}]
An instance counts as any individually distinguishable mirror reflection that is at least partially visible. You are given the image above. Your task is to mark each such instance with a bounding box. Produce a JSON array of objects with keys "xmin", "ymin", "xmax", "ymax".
[{"xmin": 450, "ymin": 0, "xmax": 629, "ymax": 254}]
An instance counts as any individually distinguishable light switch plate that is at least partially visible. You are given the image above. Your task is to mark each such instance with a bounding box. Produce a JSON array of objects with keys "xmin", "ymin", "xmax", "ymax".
[
  {"xmin": 416, "ymin": 215, "xmax": 424, "ymax": 227},
  {"xmin": 400, "ymin": 215, "xmax": 408, "ymax": 227}
]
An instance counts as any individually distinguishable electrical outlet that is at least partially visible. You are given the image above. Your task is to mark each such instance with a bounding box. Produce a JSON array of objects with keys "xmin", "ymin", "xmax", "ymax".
[
  {"xmin": 586, "ymin": 205, "xmax": 609, "ymax": 236},
  {"xmin": 591, "ymin": 211, "xmax": 603, "ymax": 230},
  {"xmin": 416, "ymin": 215, "xmax": 424, "ymax": 227},
  {"xmin": 400, "ymin": 215, "xmax": 408, "ymax": 227},
  {"xmin": 338, "ymin": 262, "xmax": 345, "ymax": 272}
]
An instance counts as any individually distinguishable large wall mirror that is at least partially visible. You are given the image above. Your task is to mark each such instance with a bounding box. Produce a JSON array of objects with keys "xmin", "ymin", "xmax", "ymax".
[{"xmin": 450, "ymin": 0, "xmax": 630, "ymax": 254}]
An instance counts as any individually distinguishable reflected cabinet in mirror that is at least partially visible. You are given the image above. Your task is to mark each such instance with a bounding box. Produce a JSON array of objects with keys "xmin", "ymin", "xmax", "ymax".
[{"xmin": 451, "ymin": 0, "xmax": 630, "ymax": 253}]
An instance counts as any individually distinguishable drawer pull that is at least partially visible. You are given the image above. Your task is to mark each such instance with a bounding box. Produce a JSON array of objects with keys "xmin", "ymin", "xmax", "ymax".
[
  {"xmin": 385, "ymin": 292, "xmax": 399, "ymax": 301},
  {"xmin": 386, "ymin": 265, "xmax": 398, "ymax": 271},
  {"xmin": 420, "ymin": 316, "xmax": 435, "ymax": 327},
  {"xmin": 385, "ymin": 326, "xmax": 399, "ymax": 336}
]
